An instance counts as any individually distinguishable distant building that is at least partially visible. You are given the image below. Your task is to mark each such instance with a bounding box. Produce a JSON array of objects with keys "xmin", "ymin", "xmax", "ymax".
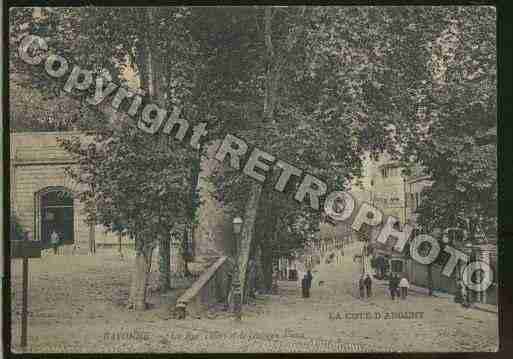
[
  {"xmin": 350, "ymin": 153, "xmax": 432, "ymax": 277},
  {"xmin": 353, "ymin": 153, "xmax": 497, "ymax": 305}
]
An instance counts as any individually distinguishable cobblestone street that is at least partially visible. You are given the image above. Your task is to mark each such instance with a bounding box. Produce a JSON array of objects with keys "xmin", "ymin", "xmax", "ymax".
[{"xmin": 11, "ymin": 242, "xmax": 498, "ymax": 353}]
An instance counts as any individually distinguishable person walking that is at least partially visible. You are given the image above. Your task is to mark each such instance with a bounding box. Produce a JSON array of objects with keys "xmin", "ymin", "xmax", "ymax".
[
  {"xmin": 50, "ymin": 229, "xmax": 60, "ymax": 255},
  {"xmin": 399, "ymin": 275, "xmax": 409, "ymax": 299},
  {"xmin": 359, "ymin": 275, "xmax": 365, "ymax": 299},
  {"xmin": 247, "ymin": 259, "xmax": 257, "ymax": 299},
  {"xmin": 364, "ymin": 274, "xmax": 372, "ymax": 298}
]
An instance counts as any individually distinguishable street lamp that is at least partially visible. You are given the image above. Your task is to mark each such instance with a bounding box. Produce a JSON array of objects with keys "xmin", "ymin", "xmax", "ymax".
[
  {"xmin": 233, "ymin": 216, "xmax": 243, "ymax": 234},
  {"xmin": 231, "ymin": 216, "xmax": 243, "ymax": 320},
  {"xmin": 464, "ymin": 242, "xmax": 474, "ymax": 304}
]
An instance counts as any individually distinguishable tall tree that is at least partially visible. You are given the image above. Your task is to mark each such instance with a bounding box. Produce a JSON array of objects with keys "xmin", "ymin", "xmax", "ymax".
[
  {"xmin": 395, "ymin": 7, "xmax": 496, "ymax": 241},
  {"xmin": 207, "ymin": 6, "xmax": 412, "ymax": 298},
  {"xmin": 10, "ymin": 7, "xmax": 204, "ymax": 308}
]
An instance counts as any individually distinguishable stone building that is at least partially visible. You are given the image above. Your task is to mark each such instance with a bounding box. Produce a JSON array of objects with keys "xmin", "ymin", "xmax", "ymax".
[
  {"xmin": 350, "ymin": 154, "xmax": 432, "ymax": 273},
  {"xmin": 10, "ymin": 131, "xmax": 228, "ymax": 257},
  {"xmin": 351, "ymin": 153, "xmax": 432, "ymax": 225},
  {"xmin": 10, "ymin": 131, "xmax": 119, "ymax": 254},
  {"xmin": 354, "ymin": 153, "xmax": 497, "ymax": 305}
]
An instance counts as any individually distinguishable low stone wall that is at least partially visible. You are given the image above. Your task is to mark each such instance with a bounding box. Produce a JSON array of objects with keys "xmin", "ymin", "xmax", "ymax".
[{"xmin": 175, "ymin": 256, "xmax": 233, "ymax": 319}]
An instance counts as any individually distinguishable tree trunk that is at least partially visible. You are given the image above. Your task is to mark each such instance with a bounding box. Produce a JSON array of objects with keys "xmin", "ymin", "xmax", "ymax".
[
  {"xmin": 238, "ymin": 182, "xmax": 263, "ymax": 301},
  {"xmin": 237, "ymin": 6, "xmax": 279, "ymax": 305},
  {"xmin": 189, "ymin": 150, "xmax": 201, "ymax": 261},
  {"xmin": 128, "ymin": 236, "xmax": 153, "ymax": 310},
  {"xmin": 158, "ymin": 234, "xmax": 171, "ymax": 292},
  {"xmin": 254, "ymin": 194, "xmax": 278, "ymax": 294},
  {"xmin": 139, "ymin": 8, "xmax": 171, "ymax": 293},
  {"xmin": 170, "ymin": 227, "xmax": 188, "ymax": 288},
  {"xmin": 260, "ymin": 242, "xmax": 274, "ymax": 294}
]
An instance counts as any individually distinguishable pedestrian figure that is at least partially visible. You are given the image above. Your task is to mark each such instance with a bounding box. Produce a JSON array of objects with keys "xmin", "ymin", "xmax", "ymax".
[
  {"xmin": 454, "ymin": 280, "xmax": 463, "ymax": 303},
  {"xmin": 364, "ymin": 274, "xmax": 372, "ymax": 298},
  {"xmin": 301, "ymin": 274, "xmax": 308, "ymax": 298},
  {"xmin": 50, "ymin": 229, "xmax": 60, "ymax": 255},
  {"xmin": 455, "ymin": 279, "xmax": 466, "ymax": 304},
  {"xmin": 304, "ymin": 270, "xmax": 313, "ymax": 298},
  {"xmin": 460, "ymin": 281, "xmax": 470, "ymax": 308},
  {"xmin": 247, "ymin": 259, "xmax": 257, "ymax": 299},
  {"xmin": 388, "ymin": 276, "xmax": 395, "ymax": 300},
  {"xmin": 300, "ymin": 270, "xmax": 313, "ymax": 298},
  {"xmin": 389, "ymin": 274, "xmax": 399, "ymax": 300},
  {"xmin": 359, "ymin": 275, "xmax": 365, "ymax": 299},
  {"xmin": 399, "ymin": 276, "xmax": 409, "ymax": 299},
  {"xmin": 375, "ymin": 256, "xmax": 385, "ymax": 279},
  {"xmin": 393, "ymin": 274, "xmax": 400, "ymax": 299}
]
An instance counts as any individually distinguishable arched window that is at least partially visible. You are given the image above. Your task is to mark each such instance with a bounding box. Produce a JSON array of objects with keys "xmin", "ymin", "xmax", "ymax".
[{"xmin": 34, "ymin": 186, "xmax": 75, "ymax": 247}]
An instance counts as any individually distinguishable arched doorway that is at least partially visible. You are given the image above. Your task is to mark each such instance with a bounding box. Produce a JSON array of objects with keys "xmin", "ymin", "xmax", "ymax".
[{"xmin": 35, "ymin": 187, "xmax": 74, "ymax": 247}]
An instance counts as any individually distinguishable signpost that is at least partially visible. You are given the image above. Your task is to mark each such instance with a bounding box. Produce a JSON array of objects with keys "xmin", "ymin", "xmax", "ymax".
[
  {"xmin": 231, "ymin": 217, "xmax": 243, "ymax": 320},
  {"xmin": 11, "ymin": 240, "xmax": 42, "ymax": 348}
]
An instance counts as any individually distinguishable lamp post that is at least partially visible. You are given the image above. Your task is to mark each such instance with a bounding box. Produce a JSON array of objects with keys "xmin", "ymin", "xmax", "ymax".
[
  {"xmin": 464, "ymin": 242, "xmax": 474, "ymax": 304},
  {"xmin": 232, "ymin": 216, "xmax": 243, "ymax": 320},
  {"xmin": 403, "ymin": 177, "xmax": 408, "ymax": 225}
]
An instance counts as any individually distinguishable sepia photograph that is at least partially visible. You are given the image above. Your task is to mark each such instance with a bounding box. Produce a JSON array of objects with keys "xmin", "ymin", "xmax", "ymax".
[{"xmin": 6, "ymin": 5, "xmax": 498, "ymax": 353}]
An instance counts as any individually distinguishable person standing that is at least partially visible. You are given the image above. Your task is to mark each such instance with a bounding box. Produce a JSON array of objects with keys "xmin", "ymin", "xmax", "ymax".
[
  {"xmin": 50, "ymin": 229, "xmax": 60, "ymax": 255},
  {"xmin": 389, "ymin": 274, "xmax": 399, "ymax": 300},
  {"xmin": 460, "ymin": 281, "xmax": 470, "ymax": 308},
  {"xmin": 399, "ymin": 276, "xmax": 409, "ymax": 299},
  {"xmin": 375, "ymin": 256, "xmax": 385, "ymax": 279},
  {"xmin": 455, "ymin": 279, "xmax": 467, "ymax": 304},
  {"xmin": 304, "ymin": 270, "xmax": 313, "ymax": 298},
  {"xmin": 301, "ymin": 274, "xmax": 308, "ymax": 298},
  {"xmin": 364, "ymin": 274, "xmax": 372, "ymax": 298},
  {"xmin": 393, "ymin": 274, "xmax": 400, "ymax": 299},
  {"xmin": 388, "ymin": 275, "xmax": 395, "ymax": 300}
]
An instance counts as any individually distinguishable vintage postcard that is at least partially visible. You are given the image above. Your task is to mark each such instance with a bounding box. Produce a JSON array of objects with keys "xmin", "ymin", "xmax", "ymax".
[{"xmin": 6, "ymin": 5, "xmax": 498, "ymax": 353}]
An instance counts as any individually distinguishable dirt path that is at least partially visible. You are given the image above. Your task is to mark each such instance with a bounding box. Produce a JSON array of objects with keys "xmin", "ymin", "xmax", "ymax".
[{"xmin": 9, "ymin": 244, "xmax": 498, "ymax": 353}]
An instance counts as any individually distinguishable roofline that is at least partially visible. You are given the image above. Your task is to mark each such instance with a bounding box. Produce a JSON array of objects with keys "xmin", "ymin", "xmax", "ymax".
[
  {"xmin": 407, "ymin": 175, "xmax": 431, "ymax": 183},
  {"xmin": 10, "ymin": 130, "xmax": 94, "ymax": 136}
]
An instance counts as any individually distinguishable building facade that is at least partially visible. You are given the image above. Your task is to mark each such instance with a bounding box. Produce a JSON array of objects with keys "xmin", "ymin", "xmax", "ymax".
[
  {"xmin": 11, "ymin": 132, "xmax": 93, "ymax": 253},
  {"xmin": 10, "ymin": 131, "xmax": 228, "ymax": 257}
]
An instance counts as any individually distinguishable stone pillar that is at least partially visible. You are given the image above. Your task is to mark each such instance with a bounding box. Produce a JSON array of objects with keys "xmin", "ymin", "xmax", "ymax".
[{"xmin": 169, "ymin": 231, "xmax": 188, "ymax": 289}]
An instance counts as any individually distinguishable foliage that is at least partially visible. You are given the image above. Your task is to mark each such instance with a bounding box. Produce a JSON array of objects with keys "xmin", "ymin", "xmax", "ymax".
[
  {"xmin": 394, "ymin": 7, "xmax": 497, "ymax": 239},
  {"xmin": 9, "ymin": 7, "xmax": 496, "ymax": 297}
]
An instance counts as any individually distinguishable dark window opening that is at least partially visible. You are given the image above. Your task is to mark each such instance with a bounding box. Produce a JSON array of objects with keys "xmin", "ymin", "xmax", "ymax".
[{"xmin": 39, "ymin": 188, "xmax": 74, "ymax": 247}]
